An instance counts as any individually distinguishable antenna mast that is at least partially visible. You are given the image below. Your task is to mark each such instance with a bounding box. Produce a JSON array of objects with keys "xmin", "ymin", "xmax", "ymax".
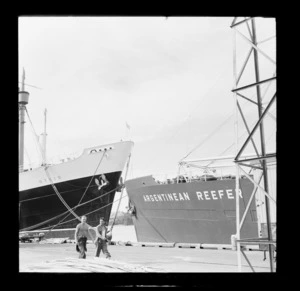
[{"xmin": 19, "ymin": 68, "xmax": 30, "ymax": 172}]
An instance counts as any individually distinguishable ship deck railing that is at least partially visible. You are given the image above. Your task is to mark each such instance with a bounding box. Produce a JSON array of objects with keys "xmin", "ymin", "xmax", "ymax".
[
  {"xmin": 154, "ymin": 174, "xmax": 250, "ymax": 185},
  {"xmin": 19, "ymin": 151, "xmax": 82, "ymax": 172}
]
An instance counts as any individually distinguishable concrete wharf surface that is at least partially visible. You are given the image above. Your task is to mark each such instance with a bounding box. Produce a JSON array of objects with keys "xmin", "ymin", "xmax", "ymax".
[{"xmin": 19, "ymin": 242, "xmax": 275, "ymax": 273}]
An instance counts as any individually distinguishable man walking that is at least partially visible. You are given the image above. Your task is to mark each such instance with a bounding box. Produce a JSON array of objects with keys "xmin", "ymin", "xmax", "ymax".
[
  {"xmin": 74, "ymin": 215, "xmax": 93, "ymax": 259},
  {"xmin": 94, "ymin": 217, "xmax": 111, "ymax": 259}
]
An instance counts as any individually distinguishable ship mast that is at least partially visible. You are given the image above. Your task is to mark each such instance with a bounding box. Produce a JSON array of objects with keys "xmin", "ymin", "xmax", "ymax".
[
  {"xmin": 19, "ymin": 68, "xmax": 30, "ymax": 172},
  {"xmin": 41, "ymin": 108, "xmax": 48, "ymax": 165}
]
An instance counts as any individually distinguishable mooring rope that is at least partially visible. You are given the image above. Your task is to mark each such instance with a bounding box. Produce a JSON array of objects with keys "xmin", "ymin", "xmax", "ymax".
[
  {"xmin": 44, "ymin": 166, "xmax": 81, "ymax": 221},
  {"xmin": 20, "ymin": 184, "xmax": 121, "ymax": 232},
  {"xmin": 24, "ymin": 107, "xmax": 44, "ymax": 163},
  {"xmin": 180, "ymin": 113, "xmax": 234, "ymax": 162},
  {"xmin": 20, "ymin": 108, "xmax": 114, "ymax": 234},
  {"xmin": 34, "ymin": 192, "xmax": 130, "ymax": 231},
  {"xmin": 19, "ymin": 125, "xmax": 130, "ymax": 236},
  {"xmin": 19, "ymin": 185, "xmax": 94, "ymax": 203},
  {"xmin": 109, "ymin": 154, "xmax": 131, "ymax": 233},
  {"xmin": 78, "ymin": 150, "xmax": 107, "ymax": 205},
  {"xmin": 49, "ymin": 150, "xmax": 107, "ymax": 233}
]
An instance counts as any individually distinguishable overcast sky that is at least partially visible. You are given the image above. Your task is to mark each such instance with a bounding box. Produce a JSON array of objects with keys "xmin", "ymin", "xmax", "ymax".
[{"xmin": 19, "ymin": 16, "xmax": 276, "ymax": 212}]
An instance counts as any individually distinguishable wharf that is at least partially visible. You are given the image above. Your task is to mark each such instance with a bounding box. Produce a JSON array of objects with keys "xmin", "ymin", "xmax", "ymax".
[{"xmin": 19, "ymin": 241, "xmax": 274, "ymax": 273}]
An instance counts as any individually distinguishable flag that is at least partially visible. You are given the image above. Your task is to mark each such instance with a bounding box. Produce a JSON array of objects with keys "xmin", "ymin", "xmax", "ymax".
[{"xmin": 125, "ymin": 122, "xmax": 131, "ymax": 130}]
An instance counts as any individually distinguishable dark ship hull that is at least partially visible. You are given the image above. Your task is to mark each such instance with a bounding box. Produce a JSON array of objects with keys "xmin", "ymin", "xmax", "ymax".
[
  {"xmin": 19, "ymin": 171, "xmax": 121, "ymax": 230},
  {"xmin": 125, "ymin": 175, "xmax": 258, "ymax": 244}
]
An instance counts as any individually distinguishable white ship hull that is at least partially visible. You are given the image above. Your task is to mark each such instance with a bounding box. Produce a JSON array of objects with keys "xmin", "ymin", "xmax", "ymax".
[{"xmin": 20, "ymin": 141, "xmax": 133, "ymax": 191}]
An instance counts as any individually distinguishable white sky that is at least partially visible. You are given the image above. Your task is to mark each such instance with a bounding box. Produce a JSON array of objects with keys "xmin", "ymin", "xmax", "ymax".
[{"xmin": 19, "ymin": 16, "xmax": 276, "ymax": 212}]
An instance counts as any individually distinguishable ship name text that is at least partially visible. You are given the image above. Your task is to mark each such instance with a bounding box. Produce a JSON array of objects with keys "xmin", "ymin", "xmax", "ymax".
[
  {"xmin": 196, "ymin": 189, "xmax": 242, "ymax": 200},
  {"xmin": 143, "ymin": 192, "xmax": 190, "ymax": 202},
  {"xmin": 143, "ymin": 189, "xmax": 243, "ymax": 202}
]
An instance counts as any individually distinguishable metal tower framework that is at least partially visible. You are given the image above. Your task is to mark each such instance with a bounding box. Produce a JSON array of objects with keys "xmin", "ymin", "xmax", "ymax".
[{"xmin": 231, "ymin": 17, "xmax": 276, "ymax": 272}]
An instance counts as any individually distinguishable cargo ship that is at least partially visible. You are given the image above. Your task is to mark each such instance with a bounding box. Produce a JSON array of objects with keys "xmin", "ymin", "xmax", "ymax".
[
  {"xmin": 19, "ymin": 71, "xmax": 133, "ymax": 231},
  {"xmin": 125, "ymin": 158, "xmax": 259, "ymax": 245}
]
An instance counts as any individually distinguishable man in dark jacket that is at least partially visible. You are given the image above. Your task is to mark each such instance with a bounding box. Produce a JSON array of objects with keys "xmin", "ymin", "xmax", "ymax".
[{"xmin": 94, "ymin": 217, "xmax": 111, "ymax": 259}]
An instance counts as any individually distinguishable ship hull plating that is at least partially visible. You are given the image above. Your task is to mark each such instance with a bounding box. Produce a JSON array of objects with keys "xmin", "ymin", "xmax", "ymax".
[
  {"xmin": 19, "ymin": 171, "xmax": 121, "ymax": 230},
  {"xmin": 125, "ymin": 176, "xmax": 258, "ymax": 244}
]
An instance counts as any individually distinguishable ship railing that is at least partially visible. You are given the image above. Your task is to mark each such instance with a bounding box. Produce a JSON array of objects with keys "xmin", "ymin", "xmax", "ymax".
[
  {"xmin": 19, "ymin": 161, "xmax": 44, "ymax": 172},
  {"xmin": 151, "ymin": 171, "xmax": 249, "ymax": 185},
  {"xmin": 152, "ymin": 172, "xmax": 178, "ymax": 185},
  {"xmin": 46, "ymin": 151, "xmax": 82, "ymax": 165},
  {"xmin": 177, "ymin": 157, "xmax": 259, "ymax": 183},
  {"xmin": 19, "ymin": 151, "xmax": 82, "ymax": 172}
]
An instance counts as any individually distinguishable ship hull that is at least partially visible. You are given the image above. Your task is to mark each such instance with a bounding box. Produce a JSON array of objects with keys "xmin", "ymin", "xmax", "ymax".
[
  {"xmin": 125, "ymin": 176, "xmax": 258, "ymax": 244},
  {"xmin": 19, "ymin": 141, "xmax": 133, "ymax": 230},
  {"xmin": 19, "ymin": 171, "xmax": 121, "ymax": 230}
]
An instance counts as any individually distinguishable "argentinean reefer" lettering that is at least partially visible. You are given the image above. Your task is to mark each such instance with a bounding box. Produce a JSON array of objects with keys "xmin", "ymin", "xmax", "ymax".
[{"xmin": 142, "ymin": 189, "xmax": 243, "ymax": 202}]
